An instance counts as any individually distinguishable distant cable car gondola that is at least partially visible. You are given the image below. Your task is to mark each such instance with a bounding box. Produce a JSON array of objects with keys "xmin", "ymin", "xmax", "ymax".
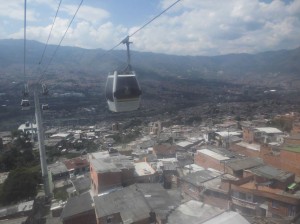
[
  {"xmin": 105, "ymin": 36, "xmax": 142, "ymax": 112},
  {"xmin": 42, "ymin": 103, "xmax": 49, "ymax": 111},
  {"xmin": 21, "ymin": 99, "xmax": 30, "ymax": 110},
  {"xmin": 21, "ymin": 84, "xmax": 30, "ymax": 110}
]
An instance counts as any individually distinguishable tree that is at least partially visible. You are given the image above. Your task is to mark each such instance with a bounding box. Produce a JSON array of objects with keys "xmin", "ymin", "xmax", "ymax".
[{"xmin": 0, "ymin": 166, "xmax": 41, "ymax": 205}]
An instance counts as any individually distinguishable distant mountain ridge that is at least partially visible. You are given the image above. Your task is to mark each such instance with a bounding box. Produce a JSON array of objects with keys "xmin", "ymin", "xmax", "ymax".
[{"xmin": 0, "ymin": 39, "xmax": 299, "ymax": 88}]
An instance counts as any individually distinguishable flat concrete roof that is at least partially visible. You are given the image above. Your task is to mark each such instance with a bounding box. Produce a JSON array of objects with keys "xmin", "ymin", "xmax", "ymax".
[
  {"xmin": 176, "ymin": 141, "xmax": 194, "ymax": 148},
  {"xmin": 134, "ymin": 162, "xmax": 155, "ymax": 176},
  {"xmin": 236, "ymin": 141, "xmax": 261, "ymax": 151},
  {"xmin": 167, "ymin": 200, "xmax": 223, "ymax": 224},
  {"xmin": 215, "ymin": 131, "xmax": 242, "ymax": 137},
  {"xmin": 255, "ymin": 127, "xmax": 282, "ymax": 134},
  {"xmin": 197, "ymin": 149, "xmax": 230, "ymax": 161}
]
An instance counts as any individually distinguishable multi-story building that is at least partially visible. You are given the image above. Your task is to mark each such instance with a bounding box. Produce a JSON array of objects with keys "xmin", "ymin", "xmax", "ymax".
[{"xmin": 228, "ymin": 165, "xmax": 300, "ymax": 221}]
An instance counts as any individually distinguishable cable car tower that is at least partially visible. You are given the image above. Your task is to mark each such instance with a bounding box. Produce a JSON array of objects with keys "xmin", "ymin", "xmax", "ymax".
[{"xmin": 105, "ymin": 36, "xmax": 142, "ymax": 112}]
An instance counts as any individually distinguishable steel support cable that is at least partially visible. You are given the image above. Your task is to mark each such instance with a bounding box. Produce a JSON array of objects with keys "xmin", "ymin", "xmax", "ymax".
[
  {"xmin": 39, "ymin": 0, "xmax": 83, "ymax": 83},
  {"xmin": 39, "ymin": 0, "xmax": 63, "ymax": 65},
  {"xmin": 103, "ymin": 0, "xmax": 182, "ymax": 58},
  {"xmin": 24, "ymin": 0, "xmax": 27, "ymax": 85}
]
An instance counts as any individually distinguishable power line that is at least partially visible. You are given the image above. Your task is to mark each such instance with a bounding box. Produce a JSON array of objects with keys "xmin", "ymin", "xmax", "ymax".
[
  {"xmin": 39, "ymin": 0, "xmax": 62, "ymax": 65},
  {"xmin": 40, "ymin": 0, "xmax": 83, "ymax": 82}
]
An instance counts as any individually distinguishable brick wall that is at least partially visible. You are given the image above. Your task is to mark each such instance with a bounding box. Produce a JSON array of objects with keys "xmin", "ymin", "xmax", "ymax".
[
  {"xmin": 97, "ymin": 172, "xmax": 122, "ymax": 193},
  {"xmin": 63, "ymin": 210, "xmax": 96, "ymax": 224},
  {"xmin": 230, "ymin": 143, "xmax": 260, "ymax": 158},
  {"xmin": 194, "ymin": 152, "xmax": 223, "ymax": 172},
  {"xmin": 280, "ymin": 150, "xmax": 300, "ymax": 176},
  {"xmin": 243, "ymin": 127, "xmax": 254, "ymax": 143}
]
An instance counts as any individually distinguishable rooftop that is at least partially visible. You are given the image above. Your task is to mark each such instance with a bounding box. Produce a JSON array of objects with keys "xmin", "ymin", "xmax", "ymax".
[
  {"xmin": 167, "ymin": 200, "xmax": 223, "ymax": 224},
  {"xmin": 91, "ymin": 155, "xmax": 134, "ymax": 173},
  {"xmin": 134, "ymin": 183, "xmax": 181, "ymax": 220},
  {"xmin": 181, "ymin": 169, "xmax": 220, "ymax": 187},
  {"xmin": 134, "ymin": 162, "xmax": 156, "ymax": 176},
  {"xmin": 249, "ymin": 165, "xmax": 294, "ymax": 182},
  {"xmin": 176, "ymin": 141, "xmax": 194, "ymax": 148},
  {"xmin": 94, "ymin": 186, "xmax": 151, "ymax": 223},
  {"xmin": 197, "ymin": 149, "xmax": 230, "ymax": 161},
  {"xmin": 60, "ymin": 192, "xmax": 94, "ymax": 220},
  {"xmin": 225, "ymin": 157, "xmax": 264, "ymax": 171},
  {"xmin": 0, "ymin": 200, "xmax": 34, "ymax": 219},
  {"xmin": 48, "ymin": 162, "xmax": 68, "ymax": 175},
  {"xmin": 255, "ymin": 127, "xmax": 283, "ymax": 134},
  {"xmin": 236, "ymin": 141, "xmax": 261, "ymax": 151},
  {"xmin": 215, "ymin": 131, "xmax": 242, "ymax": 137},
  {"xmin": 63, "ymin": 156, "xmax": 89, "ymax": 170}
]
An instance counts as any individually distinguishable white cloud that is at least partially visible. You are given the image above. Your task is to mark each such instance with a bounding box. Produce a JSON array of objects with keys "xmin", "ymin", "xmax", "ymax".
[
  {"xmin": 0, "ymin": 1, "xmax": 38, "ymax": 21},
  {"xmin": 4, "ymin": 0, "xmax": 300, "ymax": 56}
]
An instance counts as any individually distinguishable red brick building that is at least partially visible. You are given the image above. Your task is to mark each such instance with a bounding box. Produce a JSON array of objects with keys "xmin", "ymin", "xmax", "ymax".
[
  {"xmin": 194, "ymin": 148, "xmax": 230, "ymax": 172},
  {"xmin": 90, "ymin": 156, "xmax": 134, "ymax": 195}
]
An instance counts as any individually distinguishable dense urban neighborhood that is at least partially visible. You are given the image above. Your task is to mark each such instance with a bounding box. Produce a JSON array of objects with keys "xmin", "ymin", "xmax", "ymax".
[{"xmin": 1, "ymin": 110, "xmax": 300, "ymax": 224}]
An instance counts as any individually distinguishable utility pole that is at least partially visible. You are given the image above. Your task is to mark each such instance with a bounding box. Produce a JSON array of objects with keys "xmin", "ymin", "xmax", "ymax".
[{"xmin": 34, "ymin": 84, "xmax": 50, "ymax": 198}]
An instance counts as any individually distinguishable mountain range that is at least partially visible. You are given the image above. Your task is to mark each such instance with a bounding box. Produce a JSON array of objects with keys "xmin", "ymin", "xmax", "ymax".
[{"xmin": 0, "ymin": 39, "xmax": 300, "ymax": 88}]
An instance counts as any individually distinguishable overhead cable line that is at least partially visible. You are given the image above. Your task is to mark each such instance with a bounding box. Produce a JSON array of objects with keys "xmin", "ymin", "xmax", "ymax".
[
  {"xmin": 24, "ymin": 0, "xmax": 27, "ymax": 83},
  {"xmin": 40, "ymin": 0, "xmax": 83, "ymax": 82},
  {"xmin": 39, "ymin": 0, "xmax": 62, "ymax": 65},
  {"xmin": 104, "ymin": 0, "xmax": 182, "ymax": 56}
]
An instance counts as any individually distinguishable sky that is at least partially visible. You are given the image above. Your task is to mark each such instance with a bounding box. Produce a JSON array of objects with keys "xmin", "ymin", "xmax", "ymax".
[{"xmin": 0, "ymin": 0, "xmax": 300, "ymax": 56}]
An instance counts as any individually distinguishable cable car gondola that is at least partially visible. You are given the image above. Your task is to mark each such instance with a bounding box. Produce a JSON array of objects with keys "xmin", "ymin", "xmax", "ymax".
[
  {"xmin": 106, "ymin": 70, "xmax": 141, "ymax": 112},
  {"xmin": 105, "ymin": 36, "xmax": 142, "ymax": 112},
  {"xmin": 42, "ymin": 104, "xmax": 49, "ymax": 111},
  {"xmin": 21, "ymin": 99, "xmax": 30, "ymax": 110}
]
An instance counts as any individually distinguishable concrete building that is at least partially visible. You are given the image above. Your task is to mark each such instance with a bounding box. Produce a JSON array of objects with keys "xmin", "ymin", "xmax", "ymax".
[
  {"xmin": 180, "ymin": 169, "xmax": 230, "ymax": 209},
  {"xmin": 229, "ymin": 165, "xmax": 300, "ymax": 221},
  {"xmin": 194, "ymin": 148, "xmax": 232, "ymax": 172},
  {"xmin": 18, "ymin": 122, "xmax": 37, "ymax": 135}
]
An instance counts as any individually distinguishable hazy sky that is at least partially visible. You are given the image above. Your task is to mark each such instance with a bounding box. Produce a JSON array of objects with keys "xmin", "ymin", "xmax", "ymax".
[{"xmin": 1, "ymin": 0, "xmax": 300, "ymax": 56}]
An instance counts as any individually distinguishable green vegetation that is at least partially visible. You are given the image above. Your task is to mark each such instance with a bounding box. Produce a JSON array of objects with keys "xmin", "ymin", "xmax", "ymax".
[
  {"xmin": 269, "ymin": 118, "xmax": 292, "ymax": 133},
  {"xmin": 0, "ymin": 166, "xmax": 41, "ymax": 205},
  {"xmin": 0, "ymin": 131, "xmax": 41, "ymax": 205},
  {"xmin": 284, "ymin": 145, "xmax": 300, "ymax": 153},
  {"xmin": 53, "ymin": 186, "xmax": 69, "ymax": 201}
]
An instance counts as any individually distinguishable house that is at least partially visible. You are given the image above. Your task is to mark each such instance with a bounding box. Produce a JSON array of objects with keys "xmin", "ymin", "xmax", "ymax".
[
  {"xmin": 18, "ymin": 122, "xmax": 37, "ymax": 135},
  {"xmin": 60, "ymin": 192, "xmax": 96, "ymax": 224},
  {"xmin": 180, "ymin": 169, "xmax": 230, "ymax": 209},
  {"xmin": 224, "ymin": 157, "xmax": 264, "ymax": 178},
  {"xmin": 63, "ymin": 156, "xmax": 90, "ymax": 177}
]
